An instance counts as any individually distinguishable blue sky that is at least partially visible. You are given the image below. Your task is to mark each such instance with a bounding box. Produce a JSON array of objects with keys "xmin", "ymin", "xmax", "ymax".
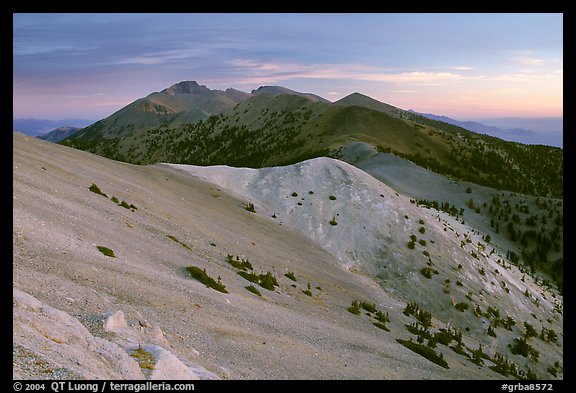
[{"xmin": 13, "ymin": 13, "xmax": 563, "ymax": 121}]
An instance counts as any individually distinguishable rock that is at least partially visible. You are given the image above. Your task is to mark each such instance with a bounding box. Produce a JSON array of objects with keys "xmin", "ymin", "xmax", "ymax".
[
  {"xmin": 13, "ymin": 288, "xmax": 144, "ymax": 380},
  {"xmin": 103, "ymin": 311, "xmax": 128, "ymax": 333},
  {"xmin": 139, "ymin": 320, "xmax": 151, "ymax": 328},
  {"xmin": 150, "ymin": 326, "xmax": 171, "ymax": 348}
]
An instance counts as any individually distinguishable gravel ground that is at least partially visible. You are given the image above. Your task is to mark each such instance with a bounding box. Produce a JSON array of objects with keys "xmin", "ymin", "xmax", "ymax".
[{"xmin": 13, "ymin": 132, "xmax": 562, "ymax": 380}]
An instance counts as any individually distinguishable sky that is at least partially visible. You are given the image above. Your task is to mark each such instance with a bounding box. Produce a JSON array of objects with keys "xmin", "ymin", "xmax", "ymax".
[{"xmin": 13, "ymin": 13, "xmax": 563, "ymax": 122}]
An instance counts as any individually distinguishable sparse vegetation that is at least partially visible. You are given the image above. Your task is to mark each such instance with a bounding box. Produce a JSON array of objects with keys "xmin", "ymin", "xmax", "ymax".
[
  {"xmin": 547, "ymin": 361, "xmax": 562, "ymax": 378},
  {"xmin": 167, "ymin": 234, "xmax": 192, "ymax": 251},
  {"xmin": 186, "ymin": 266, "xmax": 228, "ymax": 293},
  {"xmin": 237, "ymin": 270, "xmax": 279, "ymax": 291},
  {"xmin": 89, "ymin": 183, "xmax": 108, "ymax": 198},
  {"xmin": 130, "ymin": 346, "xmax": 155, "ymax": 370},
  {"xmin": 420, "ymin": 266, "xmax": 438, "ymax": 279},
  {"xmin": 88, "ymin": 183, "xmax": 137, "ymax": 211},
  {"xmin": 96, "ymin": 245, "xmax": 116, "ymax": 258},
  {"xmin": 245, "ymin": 285, "xmax": 262, "ymax": 297},
  {"xmin": 226, "ymin": 254, "xmax": 253, "ymax": 271},
  {"xmin": 284, "ymin": 271, "xmax": 297, "ymax": 281},
  {"xmin": 348, "ymin": 300, "xmax": 361, "ymax": 315},
  {"xmin": 509, "ymin": 337, "xmax": 539, "ymax": 362},
  {"xmin": 329, "ymin": 216, "xmax": 338, "ymax": 226},
  {"xmin": 396, "ymin": 339, "xmax": 449, "ymax": 369},
  {"xmin": 329, "ymin": 195, "xmax": 337, "ymax": 201},
  {"xmin": 245, "ymin": 202, "xmax": 256, "ymax": 213},
  {"xmin": 361, "ymin": 301, "xmax": 377, "ymax": 313}
]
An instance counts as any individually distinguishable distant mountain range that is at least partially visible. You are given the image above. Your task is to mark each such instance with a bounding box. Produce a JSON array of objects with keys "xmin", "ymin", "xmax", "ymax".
[
  {"xmin": 13, "ymin": 118, "xmax": 94, "ymax": 136},
  {"xmin": 410, "ymin": 111, "xmax": 562, "ymax": 148},
  {"xmin": 37, "ymin": 127, "xmax": 82, "ymax": 143}
]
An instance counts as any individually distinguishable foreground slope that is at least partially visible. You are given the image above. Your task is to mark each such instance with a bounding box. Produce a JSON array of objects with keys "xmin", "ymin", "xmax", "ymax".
[{"xmin": 14, "ymin": 132, "xmax": 562, "ymax": 380}]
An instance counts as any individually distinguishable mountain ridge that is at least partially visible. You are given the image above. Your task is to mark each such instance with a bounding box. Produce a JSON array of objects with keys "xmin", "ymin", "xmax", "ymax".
[{"xmin": 61, "ymin": 80, "xmax": 563, "ymax": 199}]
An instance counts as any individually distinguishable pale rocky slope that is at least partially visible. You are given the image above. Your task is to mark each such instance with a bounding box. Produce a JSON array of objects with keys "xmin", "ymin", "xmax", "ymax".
[{"xmin": 13, "ymin": 132, "xmax": 562, "ymax": 380}]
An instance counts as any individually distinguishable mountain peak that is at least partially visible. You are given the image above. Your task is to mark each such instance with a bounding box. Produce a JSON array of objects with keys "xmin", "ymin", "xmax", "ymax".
[
  {"xmin": 251, "ymin": 86, "xmax": 296, "ymax": 95},
  {"xmin": 251, "ymin": 86, "xmax": 330, "ymax": 103},
  {"xmin": 161, "ymin": 81, "xmax": 210, "ymax": 96}
]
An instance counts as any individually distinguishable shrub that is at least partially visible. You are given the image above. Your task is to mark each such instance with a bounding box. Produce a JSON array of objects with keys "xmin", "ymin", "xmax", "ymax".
[
  {"xmin": 403, "ymin": 302, "xmax": 420, "ymax": 316},
  {"xmin": 329, "ymin": 195, "xmax": 337, "ymax": 201},
  {"xmin": 405, "ymin": 323, "xmax": 432, "ymax": 339},
  {"xmin": 329, "ymin": 216, "xmax": 338, "ymax": 226},
  {"xmin": 418, "ymin": 239, "xmax": 427, "ymax": 246},
  {"xmin": 488, "ymin": 325, "xmax": 497, "ymax": 338},
  {"xmin": 454, "ymin": 302, "xmax": 469, "ymax": 312},
  {"xmin": 291, "ymin": 192, "xmax": 298, "ymax": 197},
  {"xmin": 226, "ymin": 254, "xmax": 253, "ymax": 271},
  {"xmin": 167, "ymin": 235, "xmax": 192, "ymax": 251},
  {"xmin": 186, "ymin": 266, "xmax": 228, "ymax": 293},
  {"xmin": 419, "ymin": 226, "xmax": 426, "ymax": 234},
  {"xmin": 238, "ymin": 270, "xmax": 279, "ymax": 291},
  {"xmin": 547, "ymin": 361, "xmax": 562, "ymax": 378},
  {"xmin": 284, "ymin": 271, "xmax": 297, "ymax": 281},
  {"xmin": 375, "ymin": 310, "xmax": 389, "ymax": 324},
  {"xmin": 373, "ymin": 322, "xmax": 390, "ymax": 331},
  {"xmin": 415, "ymin": 309, "xmax": 433, "ymax": 329},
  {"xmin": 435, "ymin": 329, "xmax": 453, "ymax": 346},
  {"xmin": 245, "ymin": 202, "xmax": 256, "ymax": 213},
  {"xmin": 359, "ymin": 301, "xmax": 377, "ymax": 313},
  {"xmin": 470, "ymin": 345, "xmax": 488, "ymax": 366},
  {"xmin": 524, "ymin": 322, "xmax": 538, "ymax": 339},
  {"xmin": 302, "ymin": 289, "xmax": 313, "ymax": 297},
  {"xmin": 509, "ymin": 337, "xmax": 539, "ymax": 361},
  {"xmin": 89, "ymin": 183, "xmax": 108, "ymax": 198},
  {"xmin": 111, "ymin": 196, "xmax": 119, "ymax": 203},
  {"xmin": 238, "ymin": 271, "xmax": 260, "ymax": 283},
  {"xmin": 396, "ymin": 339, "xmax": 449, "ymax": 369},
  {"xmin": 450, "ymin": 343, "xmax": 470, "ymax": 358},
  {"xmin": 97, "ymin": 245, "xmax": 116, "ymax": 258},
  {"xmin": 245, "ymin": 285, "xmax": 262, "ymax": 297},
  {"xmin": 348, "ymin": 300, "xmax": 361, "ymax": 315},
  {"xmin": 490, "ymin": 353, "xmax": 518, "ymax": 377},
  {"xmin": 259, "ymin": 272, "xmax": 279, "ymax": 291},
  {"xmin": 420, "ymin": 267, "xmax": 438, "ymax": 279},
  {"xmin": 407, "ymin": 240, "xmax": 416, "ymax": 249}
]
